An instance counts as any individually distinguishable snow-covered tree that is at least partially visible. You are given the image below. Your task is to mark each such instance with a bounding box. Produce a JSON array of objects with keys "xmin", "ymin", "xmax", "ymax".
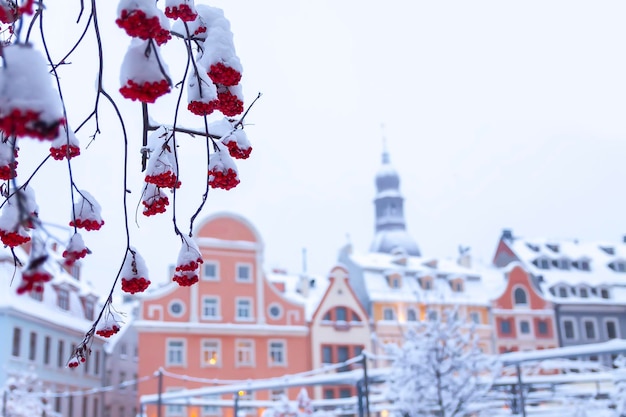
[
  {"xmin": 386, "ymin": 308, "xmax": 500, "ymax": 417},
  {"xmin": 261, "ymin": 389, "xmax": 332, "ymax": 417},
  {"xmin": 0, "ymin": 0, "xmax": 258, "ymax": 366},
  {"xmin": 2, "ymin": 367, "xmax": 57, "ymax": 417}
]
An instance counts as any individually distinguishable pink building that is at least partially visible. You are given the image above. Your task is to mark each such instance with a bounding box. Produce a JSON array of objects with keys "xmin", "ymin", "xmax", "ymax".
[{"xmin": 135, "ymin": 213, "xmax": 311, "ymax": 417}]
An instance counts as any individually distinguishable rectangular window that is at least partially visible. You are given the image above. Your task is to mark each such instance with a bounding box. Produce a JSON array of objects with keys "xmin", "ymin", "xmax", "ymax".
[
  {"xmin": 58, "ymin": 288, "xmax": 70, "ymax": 310},
  {"xmin": 500, "ymin": 319, "xmax": 511, "ymax": 335},
  {"xmin": 166, "ymin": 388, "xmax": 184, "ymax": 416},
  {"xmin": 339, "ymin": 388, "xmax": 352, "ymax": 398},
  {"xmin": 84, "ymin": 300, "xmax": 94, "ymax": 320},
  {"xmin": 201, "ymin": 339, "xmax": 220, "ymax": 367},
  {"xmin": 93, "ymin": 398, "xmax": 99, "ymax": 417},
  {"xmin": 383, "ymin": 308, "xmax": 395, "ymax": 320},
  {"xmin": 236, "ymin": 298, "xmax": 253, "ymax": 320},
  {"xmin": 335, "ymin": 307, "xmax": 347, "ymax": 321},
  {"xmin": 322, "ymin": 346, "xmax": 332, "ymax": 364},
  {"xmin": 12, "ymin": 327, "xmax": 21, "ymax": 357},
  {"xmin": 28, "ymin": 331, "xmax": 37, "ymax": 361},
  {"xmin": 470, "ymin": 312, "xmax": 480, "ymax": 324},
  {"xmin": 202, "ymin": 395, "xmax": 220, "ymax": 416},
  {"xmin": 119, "ymin": 371, "xmax": 126, "ymax": 389},
  {"xmin": 337, "ymin": 346, "xmax": 350, "ymax": 372},
  {"xmin": 94, "ymin": 350, "xmax": 100, "ymax": 375},
  {"xmin": 166, "ymin": 340, "xmax": 186, "ymax": 366},
  {"xmin": 323, "ymin": 389, "xmax": 334, "ymax": 399},
  {"xmin": 202, "ymin": 297, "xmax": 220, "ymax": 319},
  {"xmin": 236, "ymin": 264, "xmax": 252, "ymax": 282},
  {"xmin": 537, "ymin": 320, "xmax": 549, "ymax": 335},
  {"xmin": 82, "ymin": 396, "xmax": 88, "ymax": 417},
  {"xmin": 563, "ymin": 319, "xmax": 576, "ymax": 340},
  {"xmin": 235, "ymin": 339, "xmax": 254, "ymax": 366},
  {"xmin": 520, "ymin": 320, "xmax": 530, "ymax": 335},
  {"xmin": 58, "ymin": 340, "xmax": 65, "ymax": 367},
  {"xmin": 44, "ymin": 336, "xmax": 51, "ymax": 365},
  {"xmin": 203, "ymin": 262, "xmax": 218, "ymax": 281},
  {"xmin": 269, "ymin": 340, "xmax": 286, "ymax": 366},
  {"xmin": 584, "ymin": 319, "xmax": 596, "ymax": 340},
  {"xmin": 607, "ymin": 320, "xmax": 619, "ymax": 339},
  {"xmin": 120, "ymin": 343, "xmax": 128, "ymax": 358}
]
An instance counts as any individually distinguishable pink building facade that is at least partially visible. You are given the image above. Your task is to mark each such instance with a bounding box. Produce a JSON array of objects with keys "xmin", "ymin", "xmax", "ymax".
[{"xmin": 135, "ymin": 213, "xmax": 310, "ymax": 417}]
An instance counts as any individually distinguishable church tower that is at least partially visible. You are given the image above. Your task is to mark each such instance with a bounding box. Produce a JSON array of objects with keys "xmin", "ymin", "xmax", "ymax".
[{"xmin": 369, "ymin": 144, "xmax": 421, "ymax": 256}]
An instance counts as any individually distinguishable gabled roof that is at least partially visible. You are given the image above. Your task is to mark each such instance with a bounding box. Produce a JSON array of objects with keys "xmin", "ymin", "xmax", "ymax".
[
  {"xmin": 266, "ymin": 271, "xmax": 328, "ymax": 321},
  {"xmin": 497, "ymin": 232, "xmax": 626, "ymax": 304},
  {"xmin": 346, "ymin": 249, "xmax": 492, "ymax": 306}
]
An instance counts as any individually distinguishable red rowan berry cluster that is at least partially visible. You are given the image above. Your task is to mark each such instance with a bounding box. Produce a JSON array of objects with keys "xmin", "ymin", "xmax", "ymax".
[
  {"xmin": 62, "ymin": 233, "xmax": 90, "ymax": 266},
  {"xmin": 121, "ymin": 249, "xmax": 151, "ymax": 294},
  {"xmin": 0, "ymin": 0, "xmax": 34, "ymax": 23},
  {"xmin": 0, "ymin": 109, "xmax": 64, "ymax": 140},
  {"xmin": 17, "ymin": 270, "xmax": 52, "ymax": 295},
  {"xmin": 222, "ymin": 128, "xmax": 252, "ymax": 160},
  {"xmin": 116, "ymin": 9, "xmax": 171, "ymax": 46},
  {"xmin": 120, "ymin": 79, "xmax": 171, "ymax": 104},
  {"xmin": 216, "ymin": 89, "xmax": 244, "ymax": 117},
  {"xmin": 173, "ymin": 272, "xmax": 198, "ymax": 287},
  {"xmin": 142, "ymin": 184, "xmax": 169, "ymax": 216},
  {"xmin": 172, "ymin": 236, "xmax": 203, "ymax": 287},
  {"xmin": 96, "ymin": 324, "xmax": 120, "ymax": 338},
  {"xmin": 70, "ymin": 218, "xmax": 104, "ymax": 231},
  {"xmin": 145, "ymin": 171, "xmax": 180, "ymax": 189},
  {"xmin": 165, "ymin": 4, "xmax": 196, "ymax": 22},
  {"xmin": 50, "ymin": 144, "xmax": 81, "ymax": 160},
  {"xmin": 188, "ymin": 99, "xmax": 218, "ymax": 116},
  {"xmin": 209, "ymin": 63, "xmax": 242, "ymax": 87},
  {"xmin": 209, "ymin": 167, "xmax": 239, "ymax": 190}
]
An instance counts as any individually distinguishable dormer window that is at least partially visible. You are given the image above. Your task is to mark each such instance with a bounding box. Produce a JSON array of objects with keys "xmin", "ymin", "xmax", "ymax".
[
  {"xmin": 609, "ymin": 261, "xmax": 626, "ymax": 273},
  {"xmin": 600, "ymin": 288, "xmax": 610, "ymax": 299},
  {"xmin": 533, "ymin": 258, "xmax": 550, "ymax": 270},
  {"xmin": 558, "ymin": 286, "xmax": 569, "ymax": 298},
  {"xmin": 546, "ymin": 243, "xmax": 559, "ymax": 253},
  {"xmin": 579, "ymin": 287, "xmax": 589, "ymax": 298},
  {"xmin": 552, "ymin": 258, "xmax": 570, "ymax": 270},
  {"xmin": 600, "ymin": 246, "xmax": 615, "ymax": 255},
  {"xmin": 452, "ymin": 281, "xmax": 463, "ymax": 292},
  {"xmin": 387, "ymin": 274, "xmax": 402, "ymax": 288},
  {"xmin": 580, "ymin": 260, "xmax": 590, "ymax": 271},
  {"xmin": 419, "ymin": 277, "xmax": 433, "ymax": 290},
  {"xmin": 526, "ymin": 243, "xmax": 540, "ymax": 252},
  {"xmin": 57, "ymin": 288, "xmax": 70, "ymax": 310}
]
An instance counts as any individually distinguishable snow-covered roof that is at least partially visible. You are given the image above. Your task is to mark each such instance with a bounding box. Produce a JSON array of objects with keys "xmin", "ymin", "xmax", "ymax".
[
  {"xmin": 503, "ymin": 235, "xmax": 626, "ymax": 304},
  {"xmin": 0, "ymin": 244, "xmax": 101, "ymax": 335},
  {"xmin": 266, "ymin": 271, "xmax": 329, "ymax": 321},
  {"xmin": 348, "ymin": 249, "xmax": 492, "ymax": 306}
]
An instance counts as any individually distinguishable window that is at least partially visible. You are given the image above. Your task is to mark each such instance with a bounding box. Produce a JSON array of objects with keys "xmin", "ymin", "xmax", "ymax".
[
  {"xmin": 322, "ymin": 346, "xmax": 332, "ymax": 364},
  {"xmin": 93, "ymin": 398, "xmax": 99, "ymax": 417},
  {"xmin": 579, "ymin": 287, "xmax": 589, "ymax": 298},
  {"xmin": 94, "ymin": 350, "xmax": 100, "ymax": 375},
  {"xmin": 428, "ymin": 310, "xmax": 438, "ymax": 321},
  {"xmin": 513, "ymin": 287, "xmax": 528, "ymax": 306},
  {"xmin": 558, "ymin": 258, "xmax": 570, "ymax": 270},
  {"xmin": 236, "ymin": 340, "xmax": 254, "ymax": 366},
  {"xmin": 583, "ymin": 319, "xmax": 597, "ymax": 340},
  {"xmin": 520, "ymin": 320, "xmax": 530, "ymax": 334},
  {"xmin": 558, "ymin": 287, "xmax": 569, "ymax": 298},
  {"xmin": 202, "ymin": 395, "xmax": 220, "ymax": 416},
  {"xmin": 335, "ymin": 307, "xmax": 347, "ymax": 321},
  {"xmin": 236, "ymin": 298, "xmax": 253, "ymax": 320},
  {"xmin": 29, "ymin": 290, "xmax": 43, "ymax": 301},
  {"xmin": 84, "ymin": 300, "xmax": 95, "ymax": 320},
  {"xmin": 390, "ymin": 278, "xmax": 400, "ymax": 288},
  {"xmin": 269, "ymin": 340, "xmax": 286, "ymax": 366},
  {"xmin": 166, "ymin": 339, "xmax": 186, "ymax": 366},
  {"xmin": 383, "ymin": 307, "xmax": 395, "ymax": 320},
  {"xmin": 166, "ymin": 389, "xmax": 184, "ymax": 416},
  {"xmin": 169, "ymin": 300, "xmax": 185, "ymax": 317},
  {"xmin": 12, "ymin": 327, "xmax": 21, "ymax": 357},
  {"xmin": 120, "ymin": 343, "xmax": 128, "ymax": 358},
  {"xmin": 606, "ymin": 319, "xmax": 619, "ymax": 339},
  {"xmin": 470, "ymin": 312, "xmax": 480, "ymax": 324},
  {"xmin": 351, "ymin": 311, "xmax": 361, "ymax": 322},
  {"xmin": 323, "ymin": 389, "xmax": 334, "ymax": 399},
  {"xmin": 601, "ymin": 288, "xmax": 610, "ymax": 299},
  {"xmin": 203, "ymin": 262, "xmax": 218, "ymax": 281},
  {"xmin": 339, "ymin": 388, "xmax": 352, "ymax": 398},
  {"xmin": 580, "ymin": 260, "xmax": 590, "ymax": 271},
  {"xmin": 28, "ymin": 331, "xmax": 37, "ymax": 361},
  {"xmin": 337, "ymin": 346, "xmax": 350, "ymax": 372},
  {"xmin": 201, "ymin": 339, "xmax": 220, "ymax": 367},
  {"xmin": 57, "ymin": 340, "xmax": 65, "ymax": 367},
  {"xmin": 407, "ymin": 309, "xmax": 418, "ymax": 322},
  {"xmin": 268, "ymin": 304, "xmax": 282, "ymax": 319},
  {"xmin": 202, "ymin": 297, "xmax": 220, "ymax": 319},
  {"xmin": 537, "ymin": 320, "xmax": 549, "ymax": 335},
  {"xmin": 57, "ymin": 288, "xmax": 70, "ymax": 310},
  {"xmin": 500, "ymin": 319, "xmax": 511, "ymax": 335},
  {"xmin": 236, "ymin": 264, "xmax": 252, "ymax": 282},
  {"xmin": 44, "ymin": 336, "xmax": 51, "ymax": 365},
  {"xmin": 119, "ymin": 371, "xmax": 126, "ymax": 389},
  {"xmin": 534, "ymin": 258, "xmax": 550, "ymax": 270},
  {"xmin": 563, "ymin": 319, "xmax": 576, "ymax": 340},
  {"xmin": 452, "ymin": 281, "xmax": 463, "ymax": 292}
]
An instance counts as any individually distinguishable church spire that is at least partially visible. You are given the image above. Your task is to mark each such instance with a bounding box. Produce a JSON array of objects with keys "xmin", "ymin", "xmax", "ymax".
[{"xmin": 370, "ymin": 136, "xmax": 421, "ymax": 256}]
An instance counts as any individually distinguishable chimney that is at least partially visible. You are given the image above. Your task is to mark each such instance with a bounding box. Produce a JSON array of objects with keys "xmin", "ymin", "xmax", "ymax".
[
  {"xmin": 296, "ymin": 274, "xmax": 310, "ymax": 298},
  {"xmin": 502, "ymin": 229, "xmax": 513, "ymax": 241}
]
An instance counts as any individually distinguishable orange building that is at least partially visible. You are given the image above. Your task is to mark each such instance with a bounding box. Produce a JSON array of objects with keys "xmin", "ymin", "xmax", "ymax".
[{"xmin": 135, "ymin": 213, "xmax": 311, "ymax": 417}]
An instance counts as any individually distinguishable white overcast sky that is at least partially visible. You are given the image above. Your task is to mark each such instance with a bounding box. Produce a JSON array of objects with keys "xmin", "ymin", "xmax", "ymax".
[{"xmin": 20, "ymin": 1, "xmax": 626, "ymax": 295}]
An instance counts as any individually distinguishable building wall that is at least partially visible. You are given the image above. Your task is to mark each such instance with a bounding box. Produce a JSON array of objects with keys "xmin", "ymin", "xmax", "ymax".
[
  {"xmin": 310, "ymin": 266, "xmax": 371, "ymax": 400},
  {"xmin": 136, "ymin": 213, "xmax": 310, "ymax": 417},
  {"xmin": 492, "ymin": 265, "xmax": 558, "ymax": 353}
]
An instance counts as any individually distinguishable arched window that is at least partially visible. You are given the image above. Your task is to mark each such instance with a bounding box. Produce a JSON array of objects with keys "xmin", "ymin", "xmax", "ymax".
[{"xmin": 514, "ymin": 287, "xmax": 528, "ymax": 306}]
